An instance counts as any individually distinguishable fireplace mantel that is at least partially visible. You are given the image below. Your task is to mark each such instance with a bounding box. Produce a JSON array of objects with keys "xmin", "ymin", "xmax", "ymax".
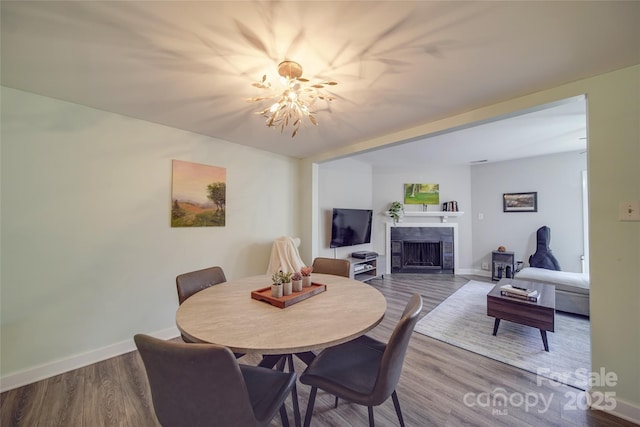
[
  {"xmin": 403, "ymin": 211, "xmax": 464, "ymax": 223},
  {"xmin": 385, "ymin": 222, "xmax": 459, "ymax": 274}
]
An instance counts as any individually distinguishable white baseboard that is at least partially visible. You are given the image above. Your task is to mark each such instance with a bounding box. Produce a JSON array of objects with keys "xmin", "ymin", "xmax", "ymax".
[
  {"xmin": 0, "ymin": 326, "xmax": 180, "ymax": 393},
  {"xmin": 588, "ymin": 392, "xmax": 640, "ymax": 425},
  {"xmin": 457, "ymin": 268, "xmax": 491, "ymax": 277},
  {"xmin": 476, "ymin": 269, "xmax": 492, "ymax": 278}
]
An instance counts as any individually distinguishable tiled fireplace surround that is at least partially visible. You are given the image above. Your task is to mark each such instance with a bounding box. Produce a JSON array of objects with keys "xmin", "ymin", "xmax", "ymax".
[{"xmin": 385, "ymin": 223, "xmax": 459, "ymax": 274}]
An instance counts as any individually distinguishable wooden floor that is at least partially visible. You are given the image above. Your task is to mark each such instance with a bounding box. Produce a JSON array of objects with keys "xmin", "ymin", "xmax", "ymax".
[{"xmin": 1, "ymin": 274, "xmax": 635, "ymax": 427}]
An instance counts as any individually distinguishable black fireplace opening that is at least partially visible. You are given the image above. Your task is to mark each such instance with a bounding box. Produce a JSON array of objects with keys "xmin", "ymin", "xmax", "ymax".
[
  {"xmin": 391, "ymin": 227, "xmax": 454, "ymax": 274},
  {"xmin": 402, "ymin": 240, "xmax": 442, "ymax": 269}
]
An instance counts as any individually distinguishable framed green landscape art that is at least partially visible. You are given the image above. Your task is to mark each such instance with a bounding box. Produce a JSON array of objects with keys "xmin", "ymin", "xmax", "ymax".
[{"xmin": 404, "ymin": 183, "xmax": 440, "ymax": 205}]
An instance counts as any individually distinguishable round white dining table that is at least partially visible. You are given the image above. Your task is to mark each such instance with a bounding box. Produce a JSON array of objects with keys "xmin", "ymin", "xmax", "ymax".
[{"xmin": 176, "ymin": 273, "xmax": 387, "ymax": 355}]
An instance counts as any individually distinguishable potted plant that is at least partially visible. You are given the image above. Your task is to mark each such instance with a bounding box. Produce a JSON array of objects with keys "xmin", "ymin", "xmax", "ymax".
[
  {"xmin": 271, "ymin": 271, "xmax": 284, "ymax": 298},
  {"xmin": 387, "ymin": 201, "xmax": 404, "ymax": 225},
  {"xmin": 291, "ymin": 271, "xmax": 303, "ymax": 292},
  {"xmin": 301, "ymin": 266, "xmax": 313, "ymax": 287},
  {"xmin": 281, "ymin": 271, "xmax": 293, "ymax": 296}
]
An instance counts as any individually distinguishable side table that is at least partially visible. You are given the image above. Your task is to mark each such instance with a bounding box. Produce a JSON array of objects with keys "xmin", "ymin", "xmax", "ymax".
[{"xmin": 492, "ymin": 250, "xmax": 514, "ymax": 281}]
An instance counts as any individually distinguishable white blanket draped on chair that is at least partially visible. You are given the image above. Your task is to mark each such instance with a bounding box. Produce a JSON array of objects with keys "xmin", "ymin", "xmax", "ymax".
[{"xmin": 266, "ymin": 236, "xmax": 306, "ymax": 275}]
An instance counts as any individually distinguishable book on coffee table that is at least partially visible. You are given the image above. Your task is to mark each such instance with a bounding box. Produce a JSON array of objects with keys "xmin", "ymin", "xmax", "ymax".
[
  {"xmin": 500, "ymin": 283, "xmax": 538, "ymax": 296},
  {"xmin": 499, "ymin": 284, "xmax": 539, "ymax": 302},
  {"xmin": 500, "ymin": 290, "xmax": 540, "ymax": 302}
]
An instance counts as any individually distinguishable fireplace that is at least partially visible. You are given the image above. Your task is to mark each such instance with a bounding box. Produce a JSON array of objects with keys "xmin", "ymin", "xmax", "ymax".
[
  {"xmin": 402, "ymin": 241, "xmax": 442, "ymax": 268},
  {"xmin": 388, "ymin": 224, "xmax": 456, "ymax": 274}
]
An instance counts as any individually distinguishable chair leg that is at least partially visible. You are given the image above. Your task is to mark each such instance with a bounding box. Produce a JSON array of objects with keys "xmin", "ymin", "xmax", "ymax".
[
  {"xmin": 276, "ymin": 354, "xmax": 287, "ymax": 371},
  {"xmin": 391, "ymin": 390, "xmax": 405, "ymax": 427},
  {"xmin": 303, "ymin": 386, "xmax": 317, "ymax": 427},
  {"xmin": 286, "ymin": 355, "xmax": 301, "ymax": 427},
  {"xmin": 279, "ymin": 403, "xmax": 290, "ymax": 427},
  {"xmin": 334, "ymin": 396, "xmax": 339, "ymax": 408},
  {"xmin": 368, "ymin": 406, "xmax": 374, "ymax": 427}
]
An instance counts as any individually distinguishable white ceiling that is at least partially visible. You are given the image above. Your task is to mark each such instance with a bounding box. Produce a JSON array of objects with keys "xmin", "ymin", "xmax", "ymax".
[
  {"xmin": 1, "ymin": 1, "xmax": 638, "ymax": 160},
  {"xmin": 353, "ymin": 96, "xmax": 587, "ymax": 167}
]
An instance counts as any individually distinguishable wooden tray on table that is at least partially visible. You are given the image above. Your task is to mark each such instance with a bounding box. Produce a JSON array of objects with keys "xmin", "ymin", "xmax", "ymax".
[{"xmin": 251, "ymin": 283, "xmax": 326, "ymax": 308}]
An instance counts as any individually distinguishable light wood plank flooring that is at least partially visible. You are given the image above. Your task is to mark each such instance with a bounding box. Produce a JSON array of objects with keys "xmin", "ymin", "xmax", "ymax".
[{"xmin": 1, "ymin": 274, "xmax": 635, "ymax": 426}]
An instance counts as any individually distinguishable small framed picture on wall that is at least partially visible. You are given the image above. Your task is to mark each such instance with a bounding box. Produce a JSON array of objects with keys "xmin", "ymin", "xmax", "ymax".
[{"xmin": 503, "ymin": 192, "xmax": 537, "ymax": 212}]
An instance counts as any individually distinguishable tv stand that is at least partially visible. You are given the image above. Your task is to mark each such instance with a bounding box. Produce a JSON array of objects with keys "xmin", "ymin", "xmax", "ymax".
[{"xmin": 348, "ymin": 256, "xmax": 384, "ymax": 282}]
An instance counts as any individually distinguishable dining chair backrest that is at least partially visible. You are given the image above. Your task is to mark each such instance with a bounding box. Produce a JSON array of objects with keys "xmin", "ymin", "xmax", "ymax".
[
  {"xmin": 134, "ymin": 334, "xmax": 257, "ymax": 426},
  {"xmin": 176, "ymin": 266, "xmax": 227, "ymax": 305},
  {"xmin": 311, "ymin": 257, "xmax": 351, "ymax": 278},
  {"xmin": 371, "ymin": 293, "xmax": 423, "ymax": 404}
]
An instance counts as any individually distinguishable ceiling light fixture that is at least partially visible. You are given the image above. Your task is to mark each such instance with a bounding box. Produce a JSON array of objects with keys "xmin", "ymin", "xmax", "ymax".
[{"xmin": 248, "ymin": 61, "xmax": 337, "ymax": 138}]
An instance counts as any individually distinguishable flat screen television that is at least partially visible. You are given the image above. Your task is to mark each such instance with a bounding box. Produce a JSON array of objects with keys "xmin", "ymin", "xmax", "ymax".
[{"xmin": 330, "ymin": 208, "xmax": 373, "ymax": 248}]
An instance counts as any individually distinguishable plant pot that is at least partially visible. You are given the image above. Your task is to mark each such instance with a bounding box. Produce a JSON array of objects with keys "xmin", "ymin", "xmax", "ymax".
[
  {"xmin": 302, "ymin": 275, "xmax": 312, "ymax": 287},
  {"xmin": 292, "ymin": 279, "xmax": 303, "ymax": 292},
  {"xmin": 271, "ymin": 284, "xmax": 283, "ymax": 298},
  {"xmin": 283, "ymin": 281, "xmax": 292, "ymax": 296}
]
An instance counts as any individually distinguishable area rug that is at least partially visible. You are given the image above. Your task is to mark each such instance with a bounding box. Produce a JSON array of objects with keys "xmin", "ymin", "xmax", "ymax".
[{"xmin": 414, "ymin": 280, "xmax": 591, "ymax": 389}]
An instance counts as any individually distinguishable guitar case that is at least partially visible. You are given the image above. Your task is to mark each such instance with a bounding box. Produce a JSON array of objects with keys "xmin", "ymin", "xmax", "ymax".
[{"xmin": 528, "ymin": 226, "xmax": 561, "ymax": 271}]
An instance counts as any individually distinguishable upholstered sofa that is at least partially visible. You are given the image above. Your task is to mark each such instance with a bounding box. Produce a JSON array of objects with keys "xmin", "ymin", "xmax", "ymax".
[{"xmin": 515, "ymin": 267, "xmax": 590, "ymax": 316}]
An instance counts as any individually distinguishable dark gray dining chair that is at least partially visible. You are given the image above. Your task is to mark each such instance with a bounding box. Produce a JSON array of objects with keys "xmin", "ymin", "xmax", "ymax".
[
  {"xmin": 311, "ymin": 257, "xmax": 351, "ymax": 278},
  {"xmin": 299, "ymin": 294, "xmax": 423, "ymax": 427},
  {"xmin": 175, "ymin": 266, "xmax": 244, "ymax": 358},
  {"xmin": 176, "ymin": 266, "xmax": 226, "ymax": 345},
  {"xmin": 134, "ymin": 334, "xmax": 298, "ymax": 427},
  {"xmin": 176, "ymin": 265, "xmax": 227, "ymax": 305}
]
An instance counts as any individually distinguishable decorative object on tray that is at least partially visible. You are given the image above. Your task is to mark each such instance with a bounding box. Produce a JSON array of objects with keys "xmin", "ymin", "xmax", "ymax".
[
  {"xmin": 271, "ymin": 271, "xmax": 288, "ymax": 298},
  {"xmin": 252, "ymin": 283, "xmax": 327, "ymax": 308},
  {"xmin": 281, "ymin": 271, "xmax": 293, "ymax": 296},
  {"xmin": 291, "ymin": 271, "xmax": 303, "ymax": 292},
  {"xmin": 271, "ymin": 283, "xmax": 283, "ymax": 298},
  {"xmin": 301, "ymin": 266, "xmax": 313, "ymax": 287},
  {"xmin": 387, "ymin": 201, "xmax": 404, "ymax": 225},
  {"xmin": 499, "ymin": 284, "xmax": 540, "ymax": 302}
]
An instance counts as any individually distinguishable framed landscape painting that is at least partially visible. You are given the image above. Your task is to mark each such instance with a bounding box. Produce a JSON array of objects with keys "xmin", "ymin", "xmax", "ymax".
[
  {"xmin": 404, "ymin": 183, "xmax": 440, "ymax": 205},
  {"xmin": 171, "ymin": 160, "xmax": 226, "ymax": 227},
  {"xmin": 503, "ymin": 192, "xmax": 537, "ymax": 212}
]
